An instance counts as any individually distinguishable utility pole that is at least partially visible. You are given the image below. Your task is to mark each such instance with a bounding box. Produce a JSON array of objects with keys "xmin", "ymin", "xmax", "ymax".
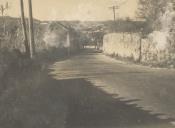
[
  {"xmin": 28, "ymin": 0, "xmax": 35, "ymax": 58},
  {"xmin": 20, "ymin": 0, "xmax": 30, "ymax": 57},
  {"xmin": 109, "ymin": 0, "xmax": 127, "ymax": 21},
  {"xmin": 109, "ymin": 5, "xmax": 119, "ymax": 21}
]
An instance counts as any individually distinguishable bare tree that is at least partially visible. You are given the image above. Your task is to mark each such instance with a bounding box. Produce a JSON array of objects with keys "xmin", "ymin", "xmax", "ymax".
[{"xmin": 0, "ymin": 2, "xmax": 9, "ymax": 34}]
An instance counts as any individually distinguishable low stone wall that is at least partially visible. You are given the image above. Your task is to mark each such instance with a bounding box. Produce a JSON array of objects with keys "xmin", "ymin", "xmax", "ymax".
[
  {"xmin": 103, "ymin": 33, "xmax": 175, "ymax": 66},
  {"xmin": 103, "ymin": 33, "xmax": 141, "ymax": 61}
]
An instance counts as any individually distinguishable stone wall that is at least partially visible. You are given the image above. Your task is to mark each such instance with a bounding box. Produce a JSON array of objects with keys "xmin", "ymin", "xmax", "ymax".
[
  {"xmin": 103, "ymin": 33, "xmax": 175, "ymax": 66},
  {"xmin": 103, "ymin": 33, "xmax": 141, "ymax": 61}
]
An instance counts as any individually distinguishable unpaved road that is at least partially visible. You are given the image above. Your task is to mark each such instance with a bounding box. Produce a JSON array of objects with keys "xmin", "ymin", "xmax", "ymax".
[
  {"xmin": 1, "ymin": 48, "xmax": 175, "ymax": 128},
  {"xmin": 50, "ymin": 48, "xmax": 175, "ymax": 127}
]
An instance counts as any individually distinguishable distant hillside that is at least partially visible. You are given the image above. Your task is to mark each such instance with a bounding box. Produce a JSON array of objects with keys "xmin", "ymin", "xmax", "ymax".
[
  {"xmin": 0, "ymin": 17, "xmax": 147, "ymax": 36},
  {"xmin": 51, "ymin": 20, "xmax": 146, "ymax": 34},
  {"xmin": 41, "ymin": 20, "xmax": 146, "ymax": 33},
  {"xmin": 0, "ymin": 16, "xmax": 41, "ymax": 33}
]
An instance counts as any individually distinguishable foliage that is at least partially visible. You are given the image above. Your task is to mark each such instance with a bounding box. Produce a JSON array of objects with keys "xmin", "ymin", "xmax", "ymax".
[{"xmin": 137, "ymin": 0, "xmax": 170, "ymax": 31}]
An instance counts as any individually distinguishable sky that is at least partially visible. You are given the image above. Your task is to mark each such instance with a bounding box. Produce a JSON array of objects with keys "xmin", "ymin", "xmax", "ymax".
[{"xmin": 0, "ymin": 0, "xmax": 138, "ymax": 21}]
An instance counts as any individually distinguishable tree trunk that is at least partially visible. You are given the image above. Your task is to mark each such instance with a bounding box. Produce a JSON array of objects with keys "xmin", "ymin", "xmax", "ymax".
[
  {"xmin": 28, "ymin": 0, "xmax": 35, "ymax": 58},
  {"xmin": 20, "ymin": 0, "xmax": 30, "ymax": 57}
]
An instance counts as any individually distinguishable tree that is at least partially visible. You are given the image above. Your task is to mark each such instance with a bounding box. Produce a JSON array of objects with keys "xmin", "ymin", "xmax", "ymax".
[{"xmin": 137, "ymin": 0, "xmax": 169, "ymax": 31}]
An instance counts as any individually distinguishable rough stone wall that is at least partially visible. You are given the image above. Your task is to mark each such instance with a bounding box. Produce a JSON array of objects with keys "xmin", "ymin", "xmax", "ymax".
[
  {"xmin": 103, "ymin": 33, "xmax": 141, "ymax": 61},
  {"xmin": 103, "ymin": 33, "xmax": 175, "ymax": 66}
]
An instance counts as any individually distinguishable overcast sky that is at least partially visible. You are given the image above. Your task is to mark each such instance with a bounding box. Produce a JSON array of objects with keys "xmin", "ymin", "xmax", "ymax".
[{"xmin": 0, "ymin": 0, "xmax": 138, "ymax": 21}]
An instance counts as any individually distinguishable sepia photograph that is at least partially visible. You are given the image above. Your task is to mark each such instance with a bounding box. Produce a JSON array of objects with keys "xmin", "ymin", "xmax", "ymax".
[{"xmin": 0, "ymin": 0, "xmax": 175, "ymax": 127}]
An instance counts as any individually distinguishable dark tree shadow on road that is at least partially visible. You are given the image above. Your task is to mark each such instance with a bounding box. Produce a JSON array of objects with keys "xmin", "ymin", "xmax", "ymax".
[
  {"xmin": 51, "ymin": 78, "xmax": 174, "ymax": 128},
  {"xmin": 0, "ymin": 69, "xmax": 174, "ymax": 128}
]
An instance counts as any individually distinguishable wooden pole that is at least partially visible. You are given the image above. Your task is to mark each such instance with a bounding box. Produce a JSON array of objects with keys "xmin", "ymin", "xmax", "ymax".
[
  {"xmin": 139, "ymin": 37, "xmax": 142, "ymax": 62},
  {"xmin": 139, "ymin": 28, "xmax": 144, "ymax": 62},
  {"xmin": 28, "ymin": 0, "xmax": 35, "ymax": 58},
  {"xmin": 113, "ymin": 6, "xmax": 116, "ymax": 21},
  {"xmin": 67, "ymin": 32, "xmax": 70, "ymax": 56},
  {"xmin": 20, "ymin": 0, "xmax": 30, "ymax": 57}
]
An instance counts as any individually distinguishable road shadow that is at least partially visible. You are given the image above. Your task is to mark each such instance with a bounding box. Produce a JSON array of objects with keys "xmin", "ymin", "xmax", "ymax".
[
  {"xmin": 0, "ymin": 68, "xmax": 174, "ymax": 128},
  {"xmin": 50, "ymin": 78, "xmax": 174, "ymax": 128}
]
